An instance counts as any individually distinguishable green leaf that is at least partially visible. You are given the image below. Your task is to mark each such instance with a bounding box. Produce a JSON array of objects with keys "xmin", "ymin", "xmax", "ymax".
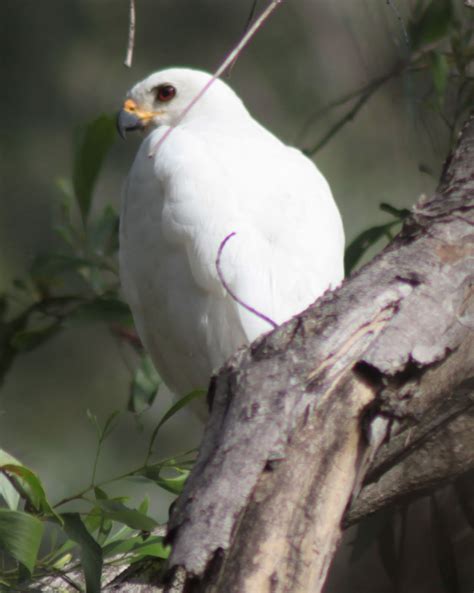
[
  {"xmin": 86, "ymin": 409, "xmax": 102, "ymax": 439},
  {"xmin": 93, "ymin": 487, "xmax": 108, "ymax": 501},
  {"xmin": 344, "ymin": 221, "xmax": 400, "ymax": 274},
  {"xmin": 430, "ymin": 51, "xmax": 449, "ymax": 105},
  {"xmin": 62, "ymin": 513, "xmax": 103, "ymax": 593},
  {"xmin": 102, "ymin": 534, "xmax": 169, "ymax": 560},
  {"xmin": 142, "ymin": 467, "xmax": 190, "ymax": 495},
  {"xmin": 0, "ymin": 509, "xmax": 44, "ymax": 573},
  {"xmin": 93, "ymin": 499, "xmax": 158, "ymax": 532},
  {"xmin": 101, "ymin": 410, "xmax": 121, "ymax": 441},
  {"xmin": 128, "ymin": 540, "xmax": 171, "ymax": 562},
  {"xmin": 128, "ymin": 356, "xmax": 162, "ymax": 414},
  {"xmin": 146, "ymin": 389, "xmax": 205, "ymax": 453},
  {"xmin": 0, "ymin": 473, "xmax": 19, "ymax": 510},
  {"xmin": 409, "ymin": 0, "xmax": 453, "ymax": 51},
  {"xmin": 73, "ymin": 115, "xmax": 116, "ymax": 224},
  {"xmin": 379, "ymin": 203, "xmax": 411, "ymax": 220},
  {"xmin": 0, "ymin": 450, "xmax": 61, "ymax": 522},
  {"xmin": 0, "ymin": 452, "xmax": 20, "ymax": 510}
]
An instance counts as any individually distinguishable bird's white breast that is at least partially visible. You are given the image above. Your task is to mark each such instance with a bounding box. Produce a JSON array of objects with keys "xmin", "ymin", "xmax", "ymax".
[{"xmin": 120, "ymin": 118, "xmax": 344, "ymax": 397}]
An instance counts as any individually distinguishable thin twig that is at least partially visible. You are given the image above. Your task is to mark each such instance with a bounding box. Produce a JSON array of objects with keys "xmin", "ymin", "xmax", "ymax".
[
  {"xmin": 124, "ymin": 0, "xmax": 136, "ymax": 68},
  {"xmin": 149, "ymin": 0, "xmax": 284, "ymax": 156},
  {"xmin": 227, "ymin": 0, "xmax": 260, "ymax": 77},
  {"xmin": 303, "ymin": 66, "xmax": 402, "ymax": 155},
  {"xmin": 216, "ymin": 232, "xmax": 278, "ymax": 330},
  {"xmin": 295, "ymin": 78, "xmax": 389, "ymax": 145},
  {"xmin": 386, "ymin": 0, "xmax": 410, "ymax": 48}
]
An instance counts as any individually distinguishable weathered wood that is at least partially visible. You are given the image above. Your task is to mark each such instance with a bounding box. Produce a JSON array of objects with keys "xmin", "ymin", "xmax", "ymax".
[
  {"xmin": 164, "ymin": 113, "xmax": 474, "ymax": 593},
  {"xmin": 27, "ymin": 115, "xmax": 474, "ymax": 593}
]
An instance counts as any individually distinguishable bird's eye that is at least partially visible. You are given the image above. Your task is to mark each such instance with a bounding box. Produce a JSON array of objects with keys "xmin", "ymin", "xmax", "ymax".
[{"xmin": 155, "ymin": 84, "xmax": 176, "ymax": 102}]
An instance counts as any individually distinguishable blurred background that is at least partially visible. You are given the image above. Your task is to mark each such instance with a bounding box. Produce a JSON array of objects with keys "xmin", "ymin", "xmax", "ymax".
[{"xmin": 0, "ymin": 1, "xmax": 471, "ymax": 591}]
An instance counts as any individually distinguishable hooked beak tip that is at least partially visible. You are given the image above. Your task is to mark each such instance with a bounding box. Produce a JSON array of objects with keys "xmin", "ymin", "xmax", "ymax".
[{"xmin": 116, "ymin": 108, "xmax": 145, "ymax": 140}]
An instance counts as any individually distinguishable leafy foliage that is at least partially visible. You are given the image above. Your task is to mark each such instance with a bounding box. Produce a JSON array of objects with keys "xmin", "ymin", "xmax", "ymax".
[
  {"xmin": 0, "ymin": 115, "xmax": 191, "ymax": 589},
  {"xmin": 0, "ymin": 402, "xmax": 189, "ymax": 589},
  {"xmin": 344, "ymin": 202, "xmax": 409, "ymax": 274}
]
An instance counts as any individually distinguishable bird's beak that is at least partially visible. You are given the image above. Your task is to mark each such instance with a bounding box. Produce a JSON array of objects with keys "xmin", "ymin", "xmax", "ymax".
[{"xmin": 117, "ymin": 99, "xmax": 160, "ymax": 140}]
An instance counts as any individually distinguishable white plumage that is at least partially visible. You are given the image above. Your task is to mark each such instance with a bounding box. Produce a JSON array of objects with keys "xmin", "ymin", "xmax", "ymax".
[{"xmin": 118, "ymin": 68, "xmax": 344, "ymax": 400}]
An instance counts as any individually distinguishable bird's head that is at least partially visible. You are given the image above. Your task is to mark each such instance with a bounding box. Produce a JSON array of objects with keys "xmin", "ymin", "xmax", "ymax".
[{"xmin": 117, "ymin": 68, "xmax": 247, "ymax": 139}]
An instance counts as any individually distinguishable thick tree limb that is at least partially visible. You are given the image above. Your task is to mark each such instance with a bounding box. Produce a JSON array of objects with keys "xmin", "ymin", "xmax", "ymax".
[
  {"xmin": 29, "ymin": 115, "xmax": 474, "ymax": 593},
  {"xmin": 164, "ymin": 112, "xmax": 474, "ymax": 593}
]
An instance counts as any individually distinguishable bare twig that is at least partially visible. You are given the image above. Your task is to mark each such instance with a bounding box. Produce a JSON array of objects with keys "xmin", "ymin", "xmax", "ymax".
[
  {"xmin": 303, "ymin": 66, "xmax": 402, "ymax": 155},
  {"xmin": 227, "ymin": 0, "xmax": 260, "ymax": 77},
  {"xmin": 216, "ymin": 232, "xmax": 278, "ymax": 330},
  {"xmin": 386, "ymin": 0, "xmax": 410, "ymax": 48},
  {"xmin": 124, "ymin": 0, "xmax": 136, "ymax": 68},
  {"xmin": 149, "ymin": 0, "xmax": 284, "ymax": 156}
]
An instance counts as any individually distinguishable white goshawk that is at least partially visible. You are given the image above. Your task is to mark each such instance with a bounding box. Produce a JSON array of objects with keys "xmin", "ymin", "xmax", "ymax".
[{"xmin": 118, "ymin": 68, "xmax": 344, "ymax": 404}]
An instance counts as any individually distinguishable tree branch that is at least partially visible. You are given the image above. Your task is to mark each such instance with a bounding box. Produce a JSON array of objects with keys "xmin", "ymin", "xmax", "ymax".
[
  {"xmin": 31, "ymin": 114, "xmax": 474, "ymax": 593},
  {"xmin": 164, "ymin": 112, "xmax": 474, "ymax": 592},
  {"xmin": 123, "ymin": 0, "xmax": 136, "ymax": 68}
]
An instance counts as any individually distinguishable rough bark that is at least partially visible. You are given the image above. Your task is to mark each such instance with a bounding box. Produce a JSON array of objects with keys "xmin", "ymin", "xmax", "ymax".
[
  {"xmin": 164, "ymin": 112, "xmax": 474, "ymax": 593},
  {"xmin": 28, "ymin": 115, "xmax": 474, "ymax": 593}
]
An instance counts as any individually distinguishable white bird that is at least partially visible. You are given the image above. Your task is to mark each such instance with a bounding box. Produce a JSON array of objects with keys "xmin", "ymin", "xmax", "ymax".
[{"xmin": 118, "ymin": 68, "xmax": 344, "ymax": 405}]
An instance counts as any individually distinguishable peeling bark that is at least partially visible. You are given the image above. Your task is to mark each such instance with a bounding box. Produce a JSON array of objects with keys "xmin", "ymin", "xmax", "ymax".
[
  {"xmin": 164, "ymin": 113, "xmax": 474, "ymax": 593},
  {"xmin": 30, "ymin": 115, "xmax": 474, "ymax": 593}
]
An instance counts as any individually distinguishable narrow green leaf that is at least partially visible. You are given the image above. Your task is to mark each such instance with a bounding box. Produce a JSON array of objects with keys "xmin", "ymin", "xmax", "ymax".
[
  {"xmin": 94, "ymin": 486, "xmax": 108, "ymax": 500},
  {"xmin": 0, "ymin": 450, "xmax": 61, "ymax": 522},
  {"xmin": 344, "ymin": 221, "xmax": 400, "ymax": 274},
  {"xmin": 0, "ymin": 450, "xmax": 20, "ymax": 509},
  {"xmin": 430, "ymin": 51, "xmax": 449, "ymax": 105},
  {"xmin": 379, "ymin": 203, "xmax": 411, "ymax": 220},
  {"xmin": 128, "ymin": 540, "xmax": 171, "ymax": 562},
  {"xmin": 409, "ymin": 0, "xmax": 453, "ymax": 50},
  {"xmin": 0, "ymin": 473, "xmax": 19, "ymax": 510},
  {"xmin": 128, "ymin": 356, "xmax": 162, "ymax": 414},
  {"xmin": 138, "ymin": 496, "xmax": 149, "ymax": 515},
  {"xmin": 142, "ymin": 468, "xmax": 189, "ymax": 495},
  {"xmin": 86, "ymin": 409, "xmax": 101, "ymax": 439},
  {"xmin": 93, "ymin": 499, "xmax": 158, "ymax": 532},
  {"xmin": 102, "ymin": 533, "xmax": 165, "ymax": 558},
  {"xmin": 101, "ymin": 410, "xmax": 121, "ymax": 440},
  {"xmin": 62, "ymin": 513, "xmax": 103, "ymax": 593},
  {"xmin": 146, "ymin": 389, "xmax": 205, "ymax": 452},
  {"xmin": 73, "ymin": 115, "xmax": 116, "ymax": 224},
  {"xmin": 0, "ymin": 509, "xmax": 44, "ymax": 573}
]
